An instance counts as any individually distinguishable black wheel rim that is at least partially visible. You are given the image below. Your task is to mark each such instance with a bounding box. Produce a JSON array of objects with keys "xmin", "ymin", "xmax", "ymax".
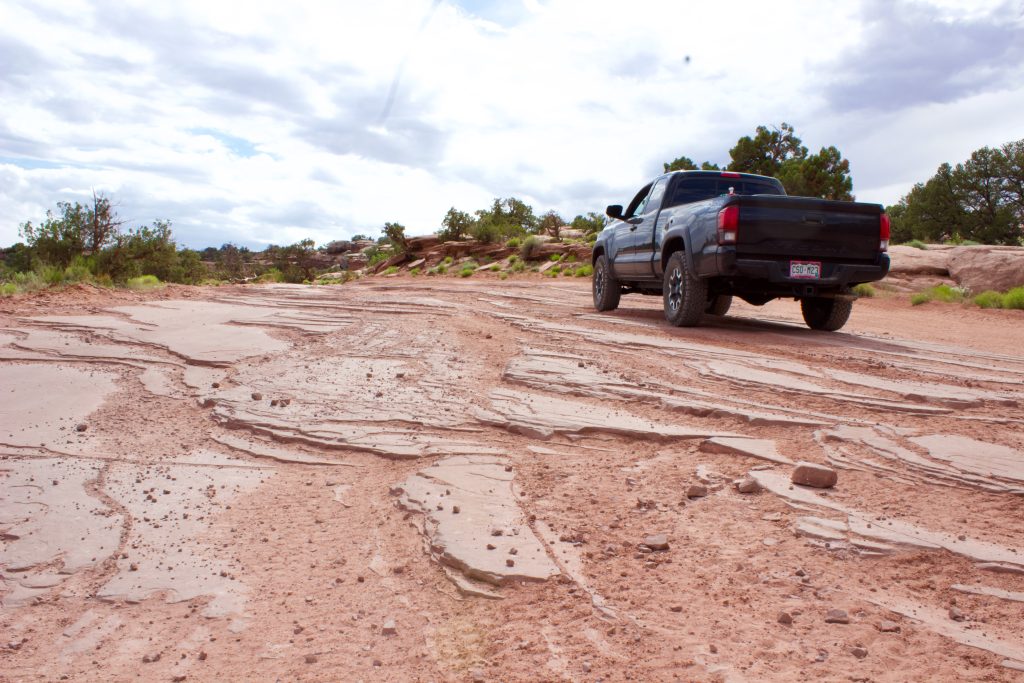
[
  {"xmin": 667, "ymin": 266, "xmax": 682, "ymax": 312},
  {"xmin": 594, "ymin": 264, "xmax": 605, "ymax": 299}
]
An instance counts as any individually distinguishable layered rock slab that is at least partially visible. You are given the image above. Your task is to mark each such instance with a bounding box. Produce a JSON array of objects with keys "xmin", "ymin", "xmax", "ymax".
[
  {"xmin": 749, "ymin": 469, "xmax": 1024, "ymax": 570},
  {"xmin": 394, "ymin": 456, "xmax": 558, "ymax": 587},
  {"xmin": 820, "ymin": 425, "xmax": 1024, "ymax": 494},
  {"xmin": 1, "ymin": 457, "xmax": 123, "ymax": 606},
  {"xmin": 97, "ymin": 451, "xmax": 270, "ymax": 623},
  {"xmin": 0, "ymin": 363, "xmax": 118, "ymax": 453},
  {"xmin": 475, "ymin": 388, "xmax": 739, "ymax": 441}
]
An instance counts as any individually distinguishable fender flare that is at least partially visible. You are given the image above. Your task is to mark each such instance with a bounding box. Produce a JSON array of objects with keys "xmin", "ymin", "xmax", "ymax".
[{"xmin": 660, "ymin": 229, "xmax": 697, "ymax": 277}]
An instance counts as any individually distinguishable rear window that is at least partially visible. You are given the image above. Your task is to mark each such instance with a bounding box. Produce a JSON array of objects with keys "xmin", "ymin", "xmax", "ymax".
[{"xmin": 668, "ymin": 177, "xmax": 784, "ymax": 207}]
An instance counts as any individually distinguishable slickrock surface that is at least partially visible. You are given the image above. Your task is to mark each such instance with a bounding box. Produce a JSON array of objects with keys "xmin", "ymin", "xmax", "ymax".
[{"xmin": 2, "ymin": 278, "xmax": 1023, "ymax": 681}]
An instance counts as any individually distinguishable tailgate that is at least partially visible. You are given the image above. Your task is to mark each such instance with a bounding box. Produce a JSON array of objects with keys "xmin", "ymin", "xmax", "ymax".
[{"xmin": 736, "ymin": 195, "xmax": 881, "ymax": 262}]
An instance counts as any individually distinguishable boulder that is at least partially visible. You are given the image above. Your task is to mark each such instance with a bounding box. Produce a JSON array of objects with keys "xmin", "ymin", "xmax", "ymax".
[
  {"xmin": 791, "ymin": 461, "xmax": 838, "ymax": 489},
  {"xmin": 887, "ymin": 245, "xmax": 950, "ymax": 277},
  {"xmin": 323, "ymin": 240, "xmax": 353, "ymax": 254},
  {"xmin": 372, "ymin": 251, "xmax": 411, "ymax": 273},
  {"xmin": 406, "ymin": 234, "xmax": 441, "ymax": 253},
  {"xmin": 948, "ymin": 246, "xmax": 1024, "ymax": 293}
]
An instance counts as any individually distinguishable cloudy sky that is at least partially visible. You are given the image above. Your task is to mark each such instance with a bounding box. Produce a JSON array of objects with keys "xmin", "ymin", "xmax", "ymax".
[{"xmin": 2, "ymin": 0, "xmax": 1023, "ymax": 249}]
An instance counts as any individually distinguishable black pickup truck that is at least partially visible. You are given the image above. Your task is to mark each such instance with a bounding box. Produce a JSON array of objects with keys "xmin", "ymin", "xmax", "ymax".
[{"xmin": 591, "ymin": 170, "xmax": 891, "ymax": 331}]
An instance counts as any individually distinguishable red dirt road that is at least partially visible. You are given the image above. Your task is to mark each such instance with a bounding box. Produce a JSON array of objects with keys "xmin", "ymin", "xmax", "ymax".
[{"xmin": 2, "ymin": 278, "xmax": 1023, "ymax": 682}]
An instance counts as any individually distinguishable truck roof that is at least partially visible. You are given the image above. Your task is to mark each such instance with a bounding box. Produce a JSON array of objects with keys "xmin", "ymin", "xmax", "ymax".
[{"xmin": 665, "ymin": 169, "xmax": 779, "ymax": 182}]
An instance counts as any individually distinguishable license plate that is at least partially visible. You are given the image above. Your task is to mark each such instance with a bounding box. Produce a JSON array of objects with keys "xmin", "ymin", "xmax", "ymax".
[{"xmin": 789, "ymin": 260, "xmax": 821, "ymax": 279}]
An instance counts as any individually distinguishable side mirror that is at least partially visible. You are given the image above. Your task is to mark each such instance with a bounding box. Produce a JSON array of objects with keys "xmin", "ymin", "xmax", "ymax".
[{"xmin": 606, "ymin": 204, "xmax": 624, "ymax": 220}]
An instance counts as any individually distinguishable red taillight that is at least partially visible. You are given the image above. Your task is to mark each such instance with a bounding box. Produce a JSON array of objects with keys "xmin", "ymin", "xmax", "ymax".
[
  {"xmin": 721, "ymin": 171, "xmax": 740, "ymax": 178},
  {"xmin": 717, "ymin": 205, "xmax": 739, "ymax": 244},
  {"xmin": 879, "ymin": 213, "xmax": 890, "ymax": 252}
]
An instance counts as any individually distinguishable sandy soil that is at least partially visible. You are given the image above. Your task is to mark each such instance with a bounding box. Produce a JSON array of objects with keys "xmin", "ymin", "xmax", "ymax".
[{"xmin": 1, "ymin": 278, "xmax": 1023, "ymax": 682}]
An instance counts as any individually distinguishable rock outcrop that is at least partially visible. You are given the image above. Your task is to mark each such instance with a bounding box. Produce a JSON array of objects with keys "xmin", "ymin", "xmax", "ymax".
[{"xmin": 948, "ymin": 245, "xmax": 1024, "ymax": 293}]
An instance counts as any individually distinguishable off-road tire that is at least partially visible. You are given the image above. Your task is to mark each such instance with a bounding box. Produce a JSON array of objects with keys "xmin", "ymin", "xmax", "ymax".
[
  {"xmin": 801, "ymin": 297, "xmax": 853, "ymax": 331},
  {"xmin": 663, "ymin": 251, "xmax": 707, "ymax": 327},
  {"xmin": 592, "ymin": 254, "xmax": 621, "ymax": 312},
  {"xmin": 705, "ymin": 294, "xmax": 733, "ymax": 316}
]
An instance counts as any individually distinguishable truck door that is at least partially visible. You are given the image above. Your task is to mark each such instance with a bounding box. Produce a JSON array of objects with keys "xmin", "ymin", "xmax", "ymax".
[
  {"xmin": 610, "ymin": 183, "xmax": 651, "ymax": 278},
  {"xmin": 627, "ymin": 177, "xmax": 668, "ymax": 280}
]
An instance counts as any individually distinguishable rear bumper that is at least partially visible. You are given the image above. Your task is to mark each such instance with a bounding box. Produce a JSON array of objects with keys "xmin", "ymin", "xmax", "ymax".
[{"xmin": 717, "ymin": 252, "xmax": 890, "ymax": 288}]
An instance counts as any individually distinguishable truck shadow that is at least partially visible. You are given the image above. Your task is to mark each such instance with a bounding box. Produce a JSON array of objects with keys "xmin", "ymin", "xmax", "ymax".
[{"xmin": 594, "ymin": 307, "xmax": 924, "ymax": 356}]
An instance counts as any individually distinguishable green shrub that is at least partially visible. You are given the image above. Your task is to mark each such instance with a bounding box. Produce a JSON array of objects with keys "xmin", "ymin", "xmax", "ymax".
[
  {"xmin": 39, "ymin": 264, "xmax": 65, "ymax": 286},
  {"xmin": 973, "ymin": 291, "xmax": 1003, "ymax": 309},
  {"xmin": 383, "ymin": 266, "xmax": 399, "ymax": 275},
  {"xmin": 259, "ymin": 268, "xmax": 286, "ymax": 283},
  {"xmin": 549, "ymin": 254, "xmax": 560, "ymax": 262},
  {"xmin": 852, "ymin": 283, "xmax": 876, "ymax": 298},
  {"xmin": 469, "ymin": 220, "xmax": 503, "ymax": 244},
  {"xmin": 511, "ymin": 260, "xmax": 526, "ymax": 273},
  {"xmin": 508, "ymin": 254, "xmax": 519, "ymax": 264},
  {"xmin": 566, "ymin": 253, "xmax": 578, "ymax": 263},
  {"xmin": 459, "ymin": 267, "xmax": 474, "ymax": 278},
  {"xmin": 436, "ymin": 264, "xmax": 448, "ymax": 274},
  {"xmin": 1, "ymin": 283, "xmax": 16, "ymax": 296},
  {"xmin": 520, "ymin": 235, "xmax": 542, "ymax": 260},
  {"xmin": 912, "ymin": 284, "xmax": 967, "ymax": 305},
  {"xmin": 409, "ymin": 267, "xmax": 421, "ymax": 277},
  {"xmin": 127, "ymin": 275, "xmax": 161, "ymax": 290},
  {"xmin": 499, "ymin": 272, "xmax": 508, "ymax": 280},
  {"xmin": 489, "ymin": 264, "xmax": 500, "ymax": 271},
  {"xmin": 932, "ymin": 284, "xmax": 966, "ymax": 302},
  {"xmin": 903, "ymin": 240, "xmax": 927, "ymax": 250},
  {"xmin": 574, "ymin": 265, "xmax": 593, "ymax": 277},
  {"xmin": 505, "ymin": 237, "xmax": 522, "ymax": 248},
  {"xmin": 443, "ymin": 256, "xmax": 453, "ymax": 265},
  {"xmin": 1003, "ymin": 286, "xmax": 1024, "ymax": 310}
]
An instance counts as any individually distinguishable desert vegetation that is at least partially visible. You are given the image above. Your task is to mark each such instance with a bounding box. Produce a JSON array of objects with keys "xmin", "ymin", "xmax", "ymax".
[{"xmin": 887, "ymin": 139, "xmax": 1024, "ymax": 246}]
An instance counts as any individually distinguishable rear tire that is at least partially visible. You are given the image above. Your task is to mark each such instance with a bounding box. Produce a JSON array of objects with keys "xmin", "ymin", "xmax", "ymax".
[
  {"xmin": 592, "ymin": 254, "xmax": 621, "ymax": 312},
  {"xmin": 801, "ymin": 297, "xmax": 853, "ymax": 331},
  {"xmin": 706, "ymin": 294, "xmax": 732, "ymax": 316},
  {"xmin": 663, "ymin": 251, "xmax": 707, "ymax": 327}
]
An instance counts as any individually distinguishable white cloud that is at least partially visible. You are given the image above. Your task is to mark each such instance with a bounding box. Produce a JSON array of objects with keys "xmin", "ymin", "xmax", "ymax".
[{"xmin": 1, "ymin": 0, "xmax": 1022, "ymax": 248}]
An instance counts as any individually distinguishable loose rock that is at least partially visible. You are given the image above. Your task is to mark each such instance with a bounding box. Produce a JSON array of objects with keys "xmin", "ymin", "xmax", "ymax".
[
  {"xmin": 251, "ymin": 392, "xmax": 263, "ymax": 401},
  {"xmin": 791, "ymin": 461, "xmax": 838, "ymax": 489},
  {"xmin": 382, "ymin": 619, "xmax": 397, "ymax": 636},
  {"xmin": 825, "ymin": 608, "xmax": 850, "ymax": 624},
  {"xmin": 643, "ymin": 534, "xmax": 670, "ymax": 551},
  {"xmin": 850, "ymin": 646, "xmax": 868, "ymax": 659},
  {"xmin": 949, "ymin": 606, "xmax": 966, "ymax": 622},
  {"xmin": 877, "ymin": 620, "xmax": 901, "ymax": 633},
  {"xmin": 778, "ymin": 611, "xmax": 793, "ymax": 625},
  {"xmin": 686, "ymin": 484, "xmax": 708, "ymax": 499},
  {"xmin": 75, "ymin": 423, "xmax": 88, "ymax": 432},
  {"xmin": 736, "ymin": 477, "xmax": 761, "ymax": 494}
]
